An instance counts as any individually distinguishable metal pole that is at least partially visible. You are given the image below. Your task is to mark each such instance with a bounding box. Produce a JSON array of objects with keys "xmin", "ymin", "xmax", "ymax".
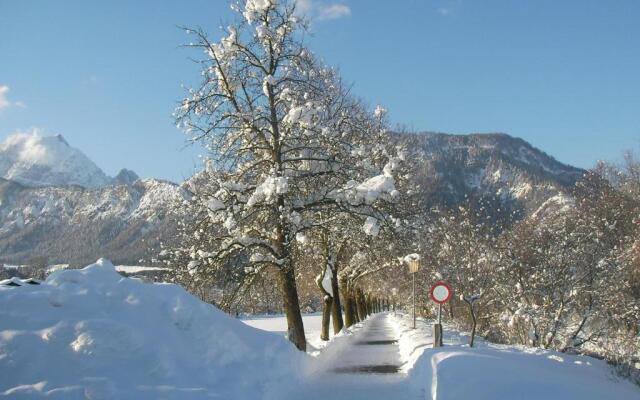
[
  {"xmin": 412, "ymin": 272, "xmax": 416, "ymax": 329},
  {"xmin": 434, "ymin": 303, "xmax": 443, "ymax": 348}
]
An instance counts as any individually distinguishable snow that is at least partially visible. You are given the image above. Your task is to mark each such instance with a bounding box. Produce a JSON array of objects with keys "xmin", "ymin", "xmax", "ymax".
[
  {"xmin": 373, "ymin": 105, "xmax": 386, "ymax": 118},
  {"xmin": 402, "ymin": 253, "xmax": 421, "ymax": 263},
  {"xmin": 206, "ymin": 197, "xmax": 225, "ymax": 212},
  {"xmin": 242, "ymin": 313, "xmax": 336, "ymax": 352},
  {"xmin": 531, "ymin": 192, "xmax": 575, "ymax": 220},
  {"xmin": 344, "ymin": 158, "xmax": 399, "ymax": 206},
  {"xmin": 247, "ymin": 176, "xmax": 289, "ymax": 207},
  {"xmin": 0, "ymin": 277, "xmax": 32, "ymax": 286},
  {"xmin": 350, "ymin": 173, "xmax": 395, "ymax": 205},
  {"xmin": 283, "ymin": 104, "xmax": 317, "ymax": 127},
  {"xmin": 320, "ymin": 267, "xmax": 333, "ymax": 296},
  {"xmin": 363, "ymin": 216, "xmax": 380, "ymax": 237},
  {"xmin": 262, "ymin": 74, "xmax": 277, "ymax": 96},
  {"xmin": 114, "ymin": 265, "xmax": 170, "ymax": 274},
  {"xmin": 243, "ymin": 0, "xmax": 272, "ymax": 23},
  {"xmin": 0, "ymin": 259, "xmax": 303, "ymax": 399}
]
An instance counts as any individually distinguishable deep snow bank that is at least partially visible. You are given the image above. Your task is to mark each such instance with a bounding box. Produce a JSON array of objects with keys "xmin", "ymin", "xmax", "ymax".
[
  {"xmin": 0, "ymin": 259, "xmax": 303, "ymax": 399},
  {"xmin": 389, "ymin": 313, "xmax": 640, "ymax": 400}
]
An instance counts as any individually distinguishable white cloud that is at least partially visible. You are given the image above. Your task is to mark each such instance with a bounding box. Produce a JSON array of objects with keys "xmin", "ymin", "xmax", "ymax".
[
  {"xmin": 318, "ymin": 4, "xmax": 351, "ymax": 20},
  {"xmin": 295, "ymin": 0, "xmax": 314, "ymax": 15},
  {"xmin": 0, "ymin": 85, "xmax": 26, "ymax": 111},
  {"xmin": 0, "ymin": 86, "xmax": 10, "ymax": 110},
  {"xmin": 0, "ymin": 129, "xmax": 50, "ymax": 164},
  {"xmin": 295, "ymin": 0, "xmax": 351, "ymax": 21},
  {"xmin": 437, "ymin": 7, "xmax": 451, "ymax": 16}
]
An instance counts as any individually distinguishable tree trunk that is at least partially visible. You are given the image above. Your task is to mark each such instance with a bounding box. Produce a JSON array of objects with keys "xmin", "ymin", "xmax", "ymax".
[
  {"xmin": 320, "ymin": 295, "xmax": 332, "ymax": 341},
  {"xmin": 330, "ymin": 267, "xmax": 344, "ymax": 334},
  {"xmin": 363, "ymin": 293, "xmax": 370, "ymax": 317},
  {"xmin": 355, "ymin": 290, "xmax": 365, "ymax": 321},
  {"xmin": 352, "ymin": 293, "xmax": 360, "ymax": 323},
  {"xmin": 464, "ymin": 299, "xmax": 477, "ymax": 348},
  {"xmin": 316, "ymin": 269, "xmax": 333, "ymax": 342},
  {"xmin": 365, "ymin": 293, "xmax": 371, "ymax": 316},
  {"xmin": 279, "ymin": 266, "xmax": 306, "ymax": 351},
  {"xmin": 341, "ymin": 283, "xmax": 355, "ymax": 328}
]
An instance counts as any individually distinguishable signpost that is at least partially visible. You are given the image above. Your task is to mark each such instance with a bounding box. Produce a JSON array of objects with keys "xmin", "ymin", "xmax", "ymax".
[
  {"xmin": 429, "ymin": 281, "xmax": 452, "ymax": 347},
  {"xmin": 406, "ymin": 255, "xmax": 421, "ymax": 329}
]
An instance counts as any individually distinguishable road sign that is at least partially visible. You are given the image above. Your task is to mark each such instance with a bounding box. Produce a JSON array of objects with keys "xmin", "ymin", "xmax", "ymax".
[{"xmin": 430, "ymin": 281, "xmax": 452, "ymax": 304}]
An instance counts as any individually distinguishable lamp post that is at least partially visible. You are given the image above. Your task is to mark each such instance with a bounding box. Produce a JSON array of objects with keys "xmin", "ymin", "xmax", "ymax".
[{"xmin": 407, "ymin": 257, "xmax": 420, "ymax": 329}]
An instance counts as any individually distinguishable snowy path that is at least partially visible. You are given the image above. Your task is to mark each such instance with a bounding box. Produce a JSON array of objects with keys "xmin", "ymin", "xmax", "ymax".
[
  {"xmin": 325, "ymin": 313, "xmax": 403, "ymax": 374},
  {"xmin": 279, "ymin": 313, "xmax": 422, "ymax": 400}
]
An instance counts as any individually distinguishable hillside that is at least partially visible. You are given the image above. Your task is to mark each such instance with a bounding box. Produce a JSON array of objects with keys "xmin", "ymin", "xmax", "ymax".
[
  {"xmin": 399, "ymin": 132, "xmax": 584, "ymax": 217},
  {"xmin": 0, "ymin": 178, "xmax": 187, "ymax": 266}
]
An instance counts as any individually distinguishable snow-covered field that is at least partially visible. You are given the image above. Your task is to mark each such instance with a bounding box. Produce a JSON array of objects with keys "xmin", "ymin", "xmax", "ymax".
[{"xmin": 1, "ymin": 260, "xmax": 638, "ymax": 399}]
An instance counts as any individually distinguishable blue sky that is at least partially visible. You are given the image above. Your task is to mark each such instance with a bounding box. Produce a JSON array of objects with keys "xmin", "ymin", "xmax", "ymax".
[{"xmin": 1, "ymin": 0, "xmax": 639, "ymax": 182}]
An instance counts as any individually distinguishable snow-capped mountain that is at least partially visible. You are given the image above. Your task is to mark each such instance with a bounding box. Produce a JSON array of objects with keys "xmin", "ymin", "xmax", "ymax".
[
  {"xmin": 0, "ymin": 132, "xmax": 113, "ymax": 188},
  {"xmin": 0, "ymin": 132, "xmax": 188, "ymax": 266}
]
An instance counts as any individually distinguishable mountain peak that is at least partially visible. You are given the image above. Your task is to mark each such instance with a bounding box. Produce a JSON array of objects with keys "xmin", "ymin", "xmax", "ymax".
[
  {"xmin": 54, "ymin": 134, "xmax": 69, "ymax": 146},
  {"xmin": 0, "ymin": 131, "xmax": 111, "ymax": 188},
  {"xmin": 114, "ymin": 168, "xmax": 139, "ymax": 186}
]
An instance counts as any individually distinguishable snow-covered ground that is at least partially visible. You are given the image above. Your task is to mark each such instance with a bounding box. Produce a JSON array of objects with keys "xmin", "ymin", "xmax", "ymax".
[
  {"xmin": 243, "ymin": 313, "xmax": 335, "ymax": 352},
  {"xmin": 0, "ymin": 259, "xmax": 304, "ymax": 399},
  {"xmin": 245, "ymin": 312, "xmax": 640, "ymax": 399},
  {"xmin": 1, "ymin": 260, "xmax": 638, "ymax": 399},
  {"xmin": 394, "ymin": 314, "xmax": 640, "ymax": 400}
]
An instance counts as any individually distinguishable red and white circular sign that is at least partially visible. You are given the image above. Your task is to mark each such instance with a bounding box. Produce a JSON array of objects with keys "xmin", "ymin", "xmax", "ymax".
[{"xmin": 430, "ymin": 281, "xmax": 453, "ymax": 304}]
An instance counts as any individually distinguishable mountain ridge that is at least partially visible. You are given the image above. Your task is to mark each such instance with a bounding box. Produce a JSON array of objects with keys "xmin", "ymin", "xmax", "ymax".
[{"xmin": 0, "ymin": 131, "xmax": 586, "ymax": 265}]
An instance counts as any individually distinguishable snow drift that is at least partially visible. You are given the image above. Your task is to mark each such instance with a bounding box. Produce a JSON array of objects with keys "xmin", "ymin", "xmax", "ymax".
[
  {"xmin": 0, "ymin": 259, "xmax": 303, "ymax": 399},
  {"xmin": 390, "ymin": 313, "xmax": 640, "ymax": 400}
]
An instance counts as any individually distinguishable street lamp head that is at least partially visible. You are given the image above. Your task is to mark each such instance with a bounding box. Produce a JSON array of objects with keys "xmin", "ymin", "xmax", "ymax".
[{"xmin": 403, "ymin": 253, "xmax": 421, "ymax": 274}]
